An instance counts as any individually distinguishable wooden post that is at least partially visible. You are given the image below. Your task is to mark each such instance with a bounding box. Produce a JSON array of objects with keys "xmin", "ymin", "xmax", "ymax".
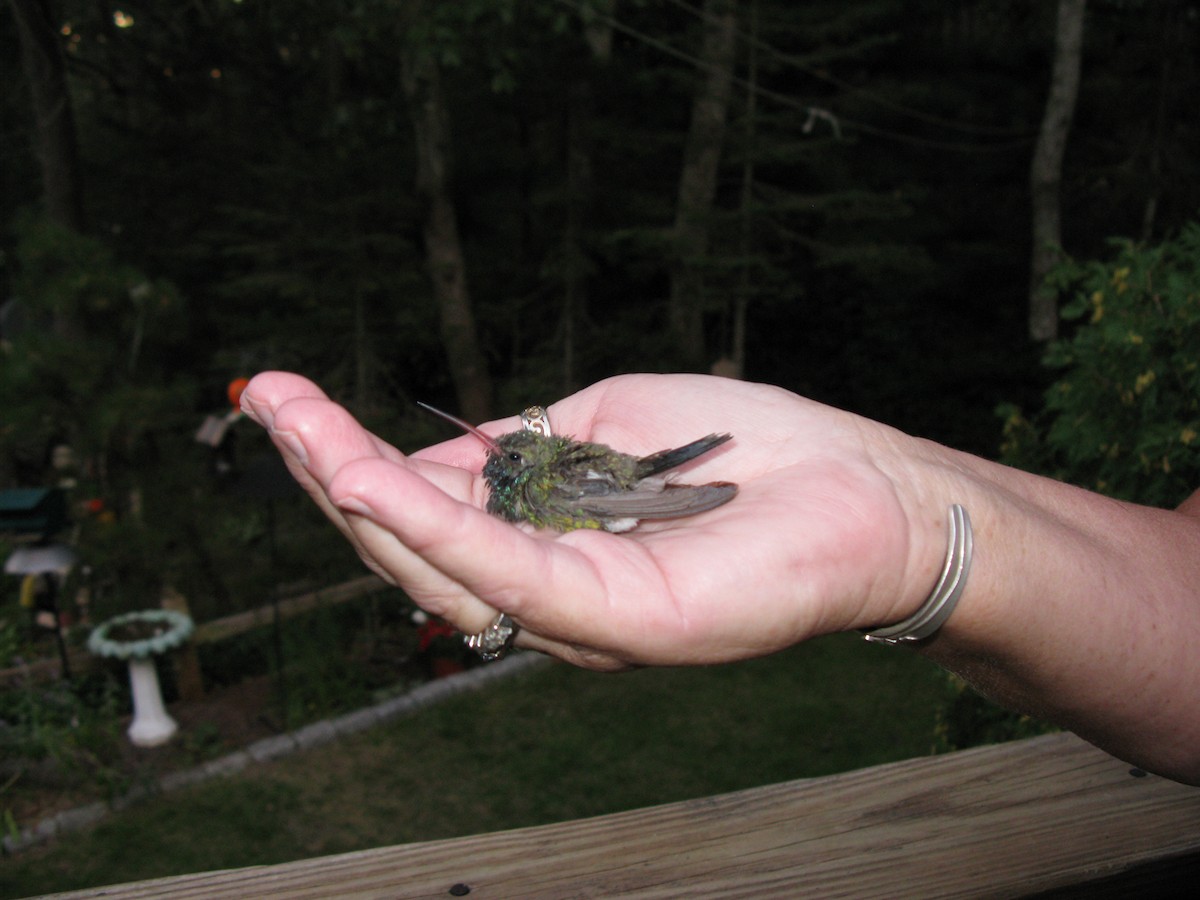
[{"xmin": 160, "ymin": 586, "xmax": 205, "ymax": 701}]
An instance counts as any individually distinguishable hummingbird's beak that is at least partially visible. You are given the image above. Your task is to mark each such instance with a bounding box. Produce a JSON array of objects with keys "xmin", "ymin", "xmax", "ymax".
[{"xmin": 417, "ymin": 401, "xmax": 502, "ymax": 454}]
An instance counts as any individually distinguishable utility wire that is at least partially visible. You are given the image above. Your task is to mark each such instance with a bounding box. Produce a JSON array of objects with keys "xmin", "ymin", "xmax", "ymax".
[
  {"xmin": 664, "ymin": 0, "xmax": 1030, "ymax": 138},
  {"xmin": 551, "ymin": 0, "xmax": 1033, "ymax": 153}
]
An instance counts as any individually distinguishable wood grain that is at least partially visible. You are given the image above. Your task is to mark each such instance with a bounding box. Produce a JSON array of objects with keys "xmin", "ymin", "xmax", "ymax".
[{"xmin": 39, "ymin": 732, "xmax": 1200, "ymax": 899}]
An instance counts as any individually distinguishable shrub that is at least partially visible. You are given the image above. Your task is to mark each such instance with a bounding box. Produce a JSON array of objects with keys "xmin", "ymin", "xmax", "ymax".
[
  {"xmin": 0, "ymin": 673, "xmax": 127, "ymax": 800},
  {"xmin": 1000, "ymin": 223, "xmax": 1200, "ymax": 507},
  {"xmin": 942, "ymin": 225, "xmax": 1200, "ymax": 751}
]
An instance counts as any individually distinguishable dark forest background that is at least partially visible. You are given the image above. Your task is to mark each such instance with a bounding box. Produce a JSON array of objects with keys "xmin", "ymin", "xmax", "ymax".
[{"xmin": 2, "ymin": 0, "xmax": 1198, "ymax": 615}]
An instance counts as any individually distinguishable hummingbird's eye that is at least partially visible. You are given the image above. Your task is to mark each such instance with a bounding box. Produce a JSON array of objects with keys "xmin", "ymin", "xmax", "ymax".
[{"xmin": 508, "ymin": 452, "xmax": 523, "ymax": 464}]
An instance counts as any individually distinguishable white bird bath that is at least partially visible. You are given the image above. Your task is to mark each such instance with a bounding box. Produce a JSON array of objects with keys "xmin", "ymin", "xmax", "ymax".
[{"xmin": 88, "ymin": 609, "xmax": 194, "ymax": 748}]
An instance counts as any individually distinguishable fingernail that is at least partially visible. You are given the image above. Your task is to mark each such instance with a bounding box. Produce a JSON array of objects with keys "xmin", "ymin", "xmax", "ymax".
[
  {"xmin": 272, "ymin": 428, "xmax": 309, "ymax": 466},
  {"xmin": 240, "ymin": 392, "xmax": 272, "ymax": 429},
  {"xmin": 335, "ymin": 496, "xmax": 375, "ymax": 519}
]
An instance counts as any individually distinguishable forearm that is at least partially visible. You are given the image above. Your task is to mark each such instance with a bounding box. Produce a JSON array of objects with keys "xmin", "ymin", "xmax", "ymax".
[{"xmin": 880, "ymin": 434, "xmax": 1200, "ymax": 783}]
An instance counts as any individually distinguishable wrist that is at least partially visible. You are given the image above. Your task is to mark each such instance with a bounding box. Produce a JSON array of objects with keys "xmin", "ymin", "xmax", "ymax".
[{"xmin": 855, "ymin": 424, "xmax": 975, "ymax": 635}]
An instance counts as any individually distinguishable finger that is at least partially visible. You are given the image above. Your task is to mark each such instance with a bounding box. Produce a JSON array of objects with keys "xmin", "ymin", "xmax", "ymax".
[
  {"xmin": 266, "ymin": 398, "xmax": 495, "ymax": 621},
  {"xmin": 337, "ymin": 504, "xmax": 505, "ymax": 631},
  {"xmin": 241, "ymin": 374, "xmax": 362, "ymax": 522},
  {"xmin": 260, "ymin": 397, "xmax": 375, "ymax": 539},
  {"xmin": 328, "ymin": 457, "xmax": 689, "ymax": 654},
  {"xmin": 244, "ymin": 372, "xmax": 411, "ymax": 478},
  {"xmin": 244, "ymin": 375, "xmax": 641, "ymax": 659},
  {"xmin": 240, "ymin": 371, "xmax": 329, "ymax": 430},
  {"xmin": 246, "ymin": 380, "xmax": 529, "ymax": 638},
  {"xmin": 328, "ymin": 457, "xmax": 569, "ymax": 631},
  {"xmin": 514, "ymin": 629, "xmax": 633, "ymax": 672}
]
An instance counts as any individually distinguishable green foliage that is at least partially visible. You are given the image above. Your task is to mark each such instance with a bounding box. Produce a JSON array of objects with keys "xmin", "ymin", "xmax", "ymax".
[
  {"xmin": 1, "ymin": 0, "xmax": 1196, "ymax": 437},
  {"xmin": 0, "ymin": 216, "xmax": 362, "ymax": 620},
  {"xmin": 177, "ymin": 722, "xmax": 225, "ymax": 767},
  {"xmin": 966, "ymin": 228, "xmax": 1200, "ymax": 750},
  {"xmin": 933, "ymin": 673, "xmax": 1054, "ymax": 753},
  {"xmin": 1000, "ymin": 224, "xmax": 1200, "ymax": 507},
  {"xmin": 0, "ymin": 214, "xmax": 190, "ymax": 485},
  {"xmin": 0, "ymin": 215, "xmax": 203, "ymax": 610},
  {"xmin": 0, "ymin": 674, "xmax": 127, "ymax": 801},
  {"xmin": 196, "ymin": 589, "xmax": 419, "ymax": 725},
  {"xmin": 0, "ymin": 616, "xmax": 18, "ymax": 668}
]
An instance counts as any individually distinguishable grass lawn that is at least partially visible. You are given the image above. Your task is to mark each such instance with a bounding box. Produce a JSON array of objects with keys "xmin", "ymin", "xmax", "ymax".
[{"xmin": 1, "ymin": 633, "xmax": 950, "ymax": 898}]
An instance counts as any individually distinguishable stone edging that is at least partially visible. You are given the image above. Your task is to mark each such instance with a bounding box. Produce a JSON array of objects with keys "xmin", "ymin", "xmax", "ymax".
[{"xmin": 3, "ymin": 652, "xmax": 549, "ymax": 855}]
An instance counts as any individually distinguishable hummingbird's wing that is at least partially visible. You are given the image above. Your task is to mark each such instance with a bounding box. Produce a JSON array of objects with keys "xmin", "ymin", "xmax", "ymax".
[
  {"xmin": 550, "ymin": 478, "xmax": 738, "ymax": 526},
  {"xmin": 635, "ymin": 434, "xmax": 732, "ymax": 479},
  {"xmin": 515, "ymin": 433, "xmax": 736, "ymax": 532}
]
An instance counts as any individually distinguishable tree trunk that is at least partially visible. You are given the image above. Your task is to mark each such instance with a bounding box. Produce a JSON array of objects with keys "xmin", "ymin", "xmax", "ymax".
[
  {"xmin": 1028, "ymin": 0, "xmax": 1086, "ymax": 343},
  {"xmin": 668, "ymin": 0, "xmax": 738, "ymax": 368},
  {"xmin": 8, "ymin": 0, "xmax": 85, "ymax": 235},
  {"xmin": 400, "ymin": 47, "xmax": 493, "ymax": 423},
  {"xmin": 1140, "ymin": 2, "xmax": 1182, "ymax": 242},
  {"xmin": 560, "ymin": 0, "xmax": 615, "ymax": 394},
  {"xmin": 728, "ymin": 0, "xmax": 760, "ymax": 381}
]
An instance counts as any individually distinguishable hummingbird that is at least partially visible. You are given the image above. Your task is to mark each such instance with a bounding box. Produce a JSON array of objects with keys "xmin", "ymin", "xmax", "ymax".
[{"xmin": 418, "ymin": 402, "xmax": 737, "ymax": 533}]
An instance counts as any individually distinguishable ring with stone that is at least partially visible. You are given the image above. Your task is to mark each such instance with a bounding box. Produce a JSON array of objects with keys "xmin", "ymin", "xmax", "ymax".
[{"xmin": 465, "ymin": 613, "xmax": 518, "ymax": 661}]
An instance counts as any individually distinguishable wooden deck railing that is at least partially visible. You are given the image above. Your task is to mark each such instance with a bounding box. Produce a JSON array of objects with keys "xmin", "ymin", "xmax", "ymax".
[{"xmin": 42, "ymin": 731, "xmax": 1200, "ymax": 898}]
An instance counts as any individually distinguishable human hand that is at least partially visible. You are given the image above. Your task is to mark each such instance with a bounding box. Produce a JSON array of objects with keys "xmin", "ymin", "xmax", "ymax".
[{"xmin": 241, "ymin": 372, "xmax": 936, "ymax": 669}]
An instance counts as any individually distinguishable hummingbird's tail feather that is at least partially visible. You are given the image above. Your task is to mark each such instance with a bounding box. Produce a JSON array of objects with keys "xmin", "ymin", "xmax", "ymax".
[{"xmin": 635, "ymin": 433, "xmax": 732, "ymax": 479}]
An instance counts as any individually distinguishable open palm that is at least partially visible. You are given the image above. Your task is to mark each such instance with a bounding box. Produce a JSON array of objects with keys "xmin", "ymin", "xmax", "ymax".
[{"xmin": 242, "ymin": 372, "xmax": 919, "ymax": 668}]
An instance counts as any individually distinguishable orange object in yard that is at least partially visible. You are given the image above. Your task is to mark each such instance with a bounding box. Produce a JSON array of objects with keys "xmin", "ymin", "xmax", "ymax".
[{"xmin": 227, "ymin": 377, "xmax": 251, "ymax": 408}]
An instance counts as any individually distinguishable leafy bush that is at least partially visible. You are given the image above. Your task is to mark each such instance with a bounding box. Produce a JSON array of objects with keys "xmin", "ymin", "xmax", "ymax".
[
  {"xmin": 0, "ymin": 616, "xmax": 19, "ymax": 668},
  {"xmin": 933, "ymin": 674, "xmax": 1053, "ymax": 753},
  {"xmin": 0, "ymin": 673, "xmax": 126, "ymax": 799},
  {"xmin": 1000, "ymin": 223, "xmax": 1200, "ymax": 507},
  {"xmin": 941, "ymin": 226, "xmax": 1200, "ymax": 751},
  {"xmin": 1, "ymin": 214, "xmax": 193, "ymax": 612},
  {"xmin": 0, "ymin": 216, "xmax": 362, "ymax": 621},
  {"xmin": 0, "ymin": 213, "xmax": 190, "ymax": 486}
]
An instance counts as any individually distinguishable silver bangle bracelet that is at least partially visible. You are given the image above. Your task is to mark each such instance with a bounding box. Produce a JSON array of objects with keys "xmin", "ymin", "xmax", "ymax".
[{"xmin": 863, "ymin": 504, "xmax": 973, "ymax": 645}]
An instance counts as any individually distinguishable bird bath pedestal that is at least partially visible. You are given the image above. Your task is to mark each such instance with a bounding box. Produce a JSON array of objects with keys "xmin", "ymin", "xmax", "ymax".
[{"xmin": 88, "ymin": 610, "xmax": 194, "ymax": 747}]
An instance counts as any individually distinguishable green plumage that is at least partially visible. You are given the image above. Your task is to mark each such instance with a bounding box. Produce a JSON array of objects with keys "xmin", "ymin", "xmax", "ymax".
[
  {"xmin": 418, "ymin": 401, "xmax": 737, "ymax": 533},
  {"xmin": 482, "ymin": 429, "xmax": 736, "ymax": 533}
]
